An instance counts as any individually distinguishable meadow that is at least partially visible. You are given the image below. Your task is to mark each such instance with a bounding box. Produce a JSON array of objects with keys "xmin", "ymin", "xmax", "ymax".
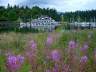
[{"xmin": 0, "ymin": 30, "xmax": 96, "ymax": 72}]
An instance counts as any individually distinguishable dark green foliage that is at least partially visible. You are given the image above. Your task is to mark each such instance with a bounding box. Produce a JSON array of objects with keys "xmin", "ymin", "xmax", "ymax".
[
  {"xmin": 62, "ymin": 10, "xmax": 96, "ymax": 22},
  {"xmin": 0, "ymin": 4, "xmax": 61, "ymax": 32},
  {"xmin": 1, "ymin": 4, "xmax": 96, "ymax": 32},
  {"xmin": 0, "ymin": 4, "xmax": 96, "ymax": 22},
  {"xmin": 0, "ymin": 21, "xmax": 19, "ymax": 32},
  {"xmin": 0, "ymin": 5, "xmax": 60, "ymax": 22}
]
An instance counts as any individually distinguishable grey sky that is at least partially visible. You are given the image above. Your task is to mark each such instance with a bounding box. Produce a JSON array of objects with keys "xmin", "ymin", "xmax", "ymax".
[{"xmin": 0, "ymin": 0, "xmax": 96, "ymax": 12}]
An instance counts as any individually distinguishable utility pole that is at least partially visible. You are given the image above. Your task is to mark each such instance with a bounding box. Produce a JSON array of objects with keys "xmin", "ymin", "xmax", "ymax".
[
  {"xmin": 89, "ymin": 18, "xmax": 93, "ymax": 29},
  {"xmin": 77, "ymin": 16, "xmax": 81, "ymax": 30},
  {"xmin": 94, "ymin": 17, "xmax": 96, "ymax": 28},
  {"xmin": 61, "ymin": 14, "xmax": 65, "ymax": 29},
  {"xmin": 70, "ymin": 18, "xmax": 73, "ymax": 30},
  {"xmin": 29, "ymin": 16, "xmax": 32, "ymax": 31},
  {"xmin": 17, "ymin": 17, "xmax": 22, "ymax": 31}
]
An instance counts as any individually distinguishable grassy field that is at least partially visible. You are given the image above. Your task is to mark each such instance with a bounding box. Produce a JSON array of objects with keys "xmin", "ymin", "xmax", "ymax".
[{"xmin": 0, "ymin": 30, "xmax": 96, "ymax": 72}]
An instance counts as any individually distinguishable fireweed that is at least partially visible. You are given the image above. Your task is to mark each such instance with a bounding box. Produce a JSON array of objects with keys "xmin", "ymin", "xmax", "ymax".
[
  {"xmin": 44, "ymin": 35, "xmax": 53, "ymax": 59},
  {"xmin": 93, "ymin": 49, "xmax": 96, "ymax": 64},
  {"xmin": 79, "ymin": 56, "xmax": 88, "ymax": 72},
  {"xmin": 68, "ymin": 40, "xmax": 77, "ymax": 55},
  {"xmin": 68, "ymin": 40, "xmax": 77, "ymax": 49},
  {"xmin": 81, "ymin": 43, "xmax": 89, "ymax": 51},
  {"xmin": 6, "ymin": 54, "xmax": 24, "ymax": 72},
  {"xmin": 46, "ymin": 35, "xmax": 53, "ymax": 47},
  {"xmin": 68, "ymin": 40, "xmax": 78, "ymax": 72},
  {"xmin": 50, "ymin": 50, "xmax": 63, "ymax": 72},
  {"xmin": 46, "ymin": 69, "xmax": 51, "ymax": 72},
  {"xmin": 50, "ymin": 50, "xmax": 61, "ymax": 62},
  {"xmin": 44, "ymin": 35, "xmax": 54, "ymax": 72},
  {"xmin": 26, "ymin": 40, "xmax": 38, "ymax": 71},
  {"xmin": 80, "ymin": 43, "xmax": 89, "ymax": 56},
  {"xmin": 93, "ymin": 49, "xmax": 96, "ymax": 70},
  {"xmin": 4, "ymin": 34, "xmax": 96, "ymax": 72},
  {"xmin": 50, "ymin": 49, "xmax": 71, "ymax": 72},
  {"xmin": 68, "ymin": 40, "xmax": 77, "ymax": 60},
  {"xmin": 26, "ymin": 40, "xmax": 37, "ymax": 59},
  {"xmin": 28, "ymin": 40, "xmax": 37, "ymax": 49},
  {"xmin": 80, "ymin": 56, "xmax": 88, "ymax": 63},
  {"xmin": 62, "ymin": 64, "xmax": 71, "ymax": 72},
  {"xmin": 52, "ymin": 63, "xmax": 59, "ymax": 72}
]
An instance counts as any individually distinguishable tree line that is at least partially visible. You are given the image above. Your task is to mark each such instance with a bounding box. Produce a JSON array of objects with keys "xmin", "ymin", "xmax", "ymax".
[
  {"xmin": 0, "ymin": 4, "xmax": 96, "ymax": 22},
  {"xmin": 0, "ymin": 4, "xmax": 60, "ymax": 22},
  {"xmin": 63, "ymin": 10, "xmax": 96, "ymax": 22}
]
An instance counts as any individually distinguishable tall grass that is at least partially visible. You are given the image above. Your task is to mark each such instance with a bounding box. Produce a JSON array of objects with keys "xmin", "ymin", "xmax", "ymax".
[{"xmin": 0, "ymin": 30, "xmax": 96, "ymax": 72}]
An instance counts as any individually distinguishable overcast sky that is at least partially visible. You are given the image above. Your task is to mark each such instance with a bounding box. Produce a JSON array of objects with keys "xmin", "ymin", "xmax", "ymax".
[{"xmin": 0, "ymin": 0, "xmax": 96, "ymax": 12}]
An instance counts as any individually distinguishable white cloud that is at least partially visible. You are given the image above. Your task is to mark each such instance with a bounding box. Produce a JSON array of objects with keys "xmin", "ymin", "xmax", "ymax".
[
  {"xmin": 0, "ymin": 0, "xmax": 96, "ymax": 12},
  {"xmin": 64, "ymin": 0, "xmax": 95, "ymax": 11},
  {"xmin": 46, "ymin": 0, "xmax": 96, "ymax": 12},
  {"xmin": 0, "ymin": 0, "xmax": 26, "ymax": 6}
]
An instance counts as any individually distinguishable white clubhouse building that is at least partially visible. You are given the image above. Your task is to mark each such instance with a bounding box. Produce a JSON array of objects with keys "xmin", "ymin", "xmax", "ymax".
[{"xmin": 20, "ymin": 16, "xmax": 59, "ymax": 31}]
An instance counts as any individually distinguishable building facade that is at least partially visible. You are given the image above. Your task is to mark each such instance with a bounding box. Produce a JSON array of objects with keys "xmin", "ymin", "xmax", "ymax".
[
  {"xmin": 70, "ymin": 22, "xmax": 96, "ymax": 28},
  {"xmin": 20, "ymin": 16, "xmax": 59, "ymax": 31}
]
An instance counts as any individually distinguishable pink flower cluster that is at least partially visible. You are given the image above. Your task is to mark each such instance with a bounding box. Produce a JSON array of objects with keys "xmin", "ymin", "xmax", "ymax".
[
  {"xmin": 46, "ymin": 35, "xmax": 53, "ymax": 46},
  {"xmin": 5, "ymin": 34, "xmax": 96, "ymax": 72},
  {"xmin": 68, "ymin": 40, "xmax": 77, "ymax": 49},
  {"xmin": 6, "ymin": 55, "xmax": 24, "ymax": 72},
  {"xmin": 51, "ymin": 50, "xmax": 61, "ymax": 62}
]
